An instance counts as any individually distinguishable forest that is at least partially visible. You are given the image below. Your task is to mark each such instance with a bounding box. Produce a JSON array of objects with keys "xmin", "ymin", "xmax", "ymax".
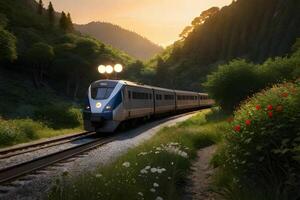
[
  {"xmin": 147, "ymin": 0, "xmax": 300, "ymax": 91},
  {"xmin": 0, "ymin": 0, "xmax": 133, "ymax": 100}
]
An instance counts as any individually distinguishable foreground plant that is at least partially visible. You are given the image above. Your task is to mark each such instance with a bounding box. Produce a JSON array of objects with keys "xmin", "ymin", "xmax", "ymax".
[{"xmin": 213, "ymin": 80, "xmax": 300, "ymax": 199}]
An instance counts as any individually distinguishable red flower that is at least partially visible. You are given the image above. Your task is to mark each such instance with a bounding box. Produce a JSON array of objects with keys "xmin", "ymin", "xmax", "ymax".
[
  {"xmin": 281, "ymin": 92, "xmax": 289, "ymax": 98},
  {"xmin": 267, "ymin": 105, "xmax": 273, "ymax": 111},
  {"xmin": 245, "ymin": 119, "xmax": 251, "ymax": 126},
  {"xmin": 276, "ymin": 105, "xmax": 283, "ymax": 112},
  {"xmin": 234, "ymin": 125, "xmax": 241, "ymax": 132},
  {"xmin": 256, "ymin": 105, "xmax": 261, "ymax": 110},
  {"xmin": 268, "ymin": 111, "xmax": 273, "ymax": 118}
]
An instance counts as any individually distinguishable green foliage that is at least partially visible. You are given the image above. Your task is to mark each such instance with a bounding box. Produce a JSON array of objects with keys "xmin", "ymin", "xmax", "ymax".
[
  {"xmin": 27, "ymin": 42, "xmax": 54, "ymax": 63},
  {"xmin": 214, "ymin": 81, "xmax": 300, "ymax": 199},
  {"xmin": 34, "ymin": 103, "xmax": 82, "ymax": 129},
  {"xmin": 0, "ymin": 28, "xmax": 17, "ymax": 62},
  {"xmin": 205, "ymin": 48, "xmax": 300, "ymax": 112},
  {"xmin": 204, "ymin": 60, "xmax": 261, "ymax": 111},
  {"xmin": 48, "ymin": 110, "xmax": 225, "ymax": 200},
  {"xmin": 59, "ymin": 11, "xmax": 73, "ymax": 32},
  {"xmin": 0, "ymin": 119, "xmax": 43, "ymax": 146},
  {"xmin": 47, "ymin": 2, "xmax": 55, "ymax": 26},
  {"xmin": 37, "ymin": 0, "xmax": 43, "ymax": 15}
]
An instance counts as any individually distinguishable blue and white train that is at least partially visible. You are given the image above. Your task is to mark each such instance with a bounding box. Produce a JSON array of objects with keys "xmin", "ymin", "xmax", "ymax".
[{"xmin": 83, "ymin": 80, "xmax": 214, "ymax": 132}]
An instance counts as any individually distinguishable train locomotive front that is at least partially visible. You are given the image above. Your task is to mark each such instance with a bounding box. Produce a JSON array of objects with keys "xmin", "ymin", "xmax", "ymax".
[{"xmin": 83, "ymin": 80, "xmax": 126, "ymax": 132}]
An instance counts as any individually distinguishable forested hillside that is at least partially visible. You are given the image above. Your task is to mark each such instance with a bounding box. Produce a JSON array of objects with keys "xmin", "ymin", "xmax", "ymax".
[
  {"xmin": 75, "ymin": 22, "xmax": 163, "ymax": 61},
  {"xmin": 0, "ymin": 0, "xmax": 133, "ymax": 101},
  {"xmin": 150, "ymin": 0, "xmax": 300, "ymax": 91}
]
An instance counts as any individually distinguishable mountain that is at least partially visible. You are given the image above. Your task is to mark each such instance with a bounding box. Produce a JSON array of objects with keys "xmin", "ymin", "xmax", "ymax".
[
  {"xmin": 149, "ymin": 0, "xmax": 300, "ymax": 91},
  {"xmin": 75, "ymin": 22, "xmax": 163, "ymax": 61}
]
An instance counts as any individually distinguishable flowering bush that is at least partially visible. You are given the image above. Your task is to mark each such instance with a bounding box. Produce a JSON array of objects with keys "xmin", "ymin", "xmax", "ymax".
[{"xmin": 219, "ymin": 80, "xmax": 300, "ymax": 197}]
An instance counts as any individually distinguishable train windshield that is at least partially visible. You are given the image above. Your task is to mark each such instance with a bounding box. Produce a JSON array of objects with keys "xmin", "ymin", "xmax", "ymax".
[{"xmin": 91, "ymin": 87, "xmax": 114, "ymax": 100}]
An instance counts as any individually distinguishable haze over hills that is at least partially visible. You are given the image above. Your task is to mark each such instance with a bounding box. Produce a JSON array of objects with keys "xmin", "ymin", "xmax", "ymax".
[{"xmin": 75, "ymin": 22, "xmax": 164, "ymax": 61}]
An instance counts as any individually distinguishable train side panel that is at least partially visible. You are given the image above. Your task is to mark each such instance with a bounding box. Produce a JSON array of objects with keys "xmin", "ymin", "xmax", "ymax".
[{"xmin": 123, "ymin": 85, "xmax": 154, "ymax": 120}]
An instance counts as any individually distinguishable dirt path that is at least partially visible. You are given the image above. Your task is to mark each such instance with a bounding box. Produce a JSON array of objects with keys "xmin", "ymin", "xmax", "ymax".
[{"xmin": 184, "ymin": 145, "xmax": 219, "ymax": 200}]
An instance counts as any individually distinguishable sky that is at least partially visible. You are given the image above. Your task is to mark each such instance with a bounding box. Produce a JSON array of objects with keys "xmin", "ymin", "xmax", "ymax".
[{"xmin": 42, "ymin": 0, "xmax": 232, "ymax": 46}]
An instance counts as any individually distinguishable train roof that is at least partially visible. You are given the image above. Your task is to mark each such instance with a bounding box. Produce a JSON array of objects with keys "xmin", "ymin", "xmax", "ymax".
[{"xmin": 91, "ymin": 80, "xmax": 208, "ymax": 95}]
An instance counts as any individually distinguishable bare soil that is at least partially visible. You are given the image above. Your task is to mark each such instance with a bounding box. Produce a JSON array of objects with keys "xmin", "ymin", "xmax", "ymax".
[{"xmin": 184, "ymin": 145, "xmax": 219, "ymax": 200}]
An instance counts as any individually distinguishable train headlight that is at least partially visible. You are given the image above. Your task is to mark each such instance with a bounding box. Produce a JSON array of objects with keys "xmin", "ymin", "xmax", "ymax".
[
  {"xmin": 114, "ymin": 64, "xmax": 123, "ymax": 73},
  {"xmin": 105, "ymin": 65, "xmax": 113, "ymax": 74},
  {"xmin": 96, "ymin": 102, "xmax": 102, "ymax": 108}
]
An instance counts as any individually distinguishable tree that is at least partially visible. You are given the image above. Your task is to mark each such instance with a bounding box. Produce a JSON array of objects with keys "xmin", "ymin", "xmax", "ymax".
[
  {"xmin": 66, "ymin": 13, "xmax": 74, "ymax": 32},
  {"xmin": 59, "ymin": 12, "xmax": 68, "ymax": 32},
  {"xmin": 26, "ymin": 42, "xmax": 54, "ymax": 87},
  {"xmin": 37, "ymin": 0, "xmax": 43, "ymax": 15},
  {"xmin": 47, "ymin": 2, "xmax": 55, "ymax": 26},
  {"xmin": 0, "ymin": 28, "xmax": 17, "ymax": 62},
  {"xmin": 0, "ymin": 14, "xmax": 8, "ymax": 28}
]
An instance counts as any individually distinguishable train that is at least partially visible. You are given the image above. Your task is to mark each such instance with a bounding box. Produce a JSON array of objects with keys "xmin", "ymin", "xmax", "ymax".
[{"xmin": 83, "ymin": 80, "xmax": 214, "ymax": 132}]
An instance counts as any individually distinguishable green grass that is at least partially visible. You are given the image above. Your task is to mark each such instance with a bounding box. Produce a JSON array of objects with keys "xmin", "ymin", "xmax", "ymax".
[
  {"xmin": 48, "ymin": 109, "xmax": 227, "ymax": 200},
  {"xmin": 0, "ymin": 118, "xmax": 83, "ymax": 148}
]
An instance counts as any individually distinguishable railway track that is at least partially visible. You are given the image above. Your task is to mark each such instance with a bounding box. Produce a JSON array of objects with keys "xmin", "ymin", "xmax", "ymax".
[
  {"xmin": 0, "ymin": 136, "xmax": 115, "ymax": 185},
  {"xmin": 0, "ymin": 131, "xmax": 93, "ymax": 159}
]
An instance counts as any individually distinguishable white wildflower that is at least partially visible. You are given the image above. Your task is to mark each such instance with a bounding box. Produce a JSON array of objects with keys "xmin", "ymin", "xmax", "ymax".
[
  {"xmin": 138, "ymin": 192, "xmax": 143, "ymax": 196},
  {"xmin": 156, "ymin": 197, "xmax": 163, "ymax": 200},
  {"xmin": 122, "ymin": 162, "xmax": 130, "ymax": 168},
  {"xmin": 153, "ymin": 183, "xmax": 159, "ymax": 187},
  {"xmin": 168, "ymin": 177, "xmax": 172, "ymax": 180},
  {"xmin": 138, "ymin": 152, "xmax": 148, "ymax": 156},
  {"xmin": 150, "ymin": 168, "xmax": 157, "ymax": 173},
  {"xmin": 145, "ymin": 166, "xmax": 151, "ymax": 170},
  {"xmin": 95, "ymin": 173, "xmax": 102, "ymax": 178},
  {"xmin": 150, "ymin": 188, "xmax": 156, "ymax": 193},
  {"xmin": 140, "ymin": 169, "xmax": 148, "ymax": 174}
]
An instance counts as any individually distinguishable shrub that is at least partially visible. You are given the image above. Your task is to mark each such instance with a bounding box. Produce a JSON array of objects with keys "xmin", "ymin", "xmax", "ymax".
[
  {"xmin": 204, "ymin": 59, "xmax": 262, "ymax": 112},
  {"xmin": 34, "ymin": 103, "xmax": 82, "ymax": 129},
  {"xmin": 0, "ymin": 119, "xmax": 44, "ymax": 146},
  {"xmin": 216, "ymin": 80, "xmax": 300, "ymax": 199},
  {"xmin": 205, "ymin": 48, "xmax": 300, "ymax": 112}
]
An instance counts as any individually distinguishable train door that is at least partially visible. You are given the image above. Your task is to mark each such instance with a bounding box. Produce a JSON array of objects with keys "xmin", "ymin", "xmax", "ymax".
[{"xmin": 123, "ymin": 86, "xmax": 131, "ymax": 118}]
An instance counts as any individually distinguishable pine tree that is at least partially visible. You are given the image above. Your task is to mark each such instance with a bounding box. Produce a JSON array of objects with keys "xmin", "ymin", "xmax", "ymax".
[
  {"xmin": 66, "ymin": 13, "xmax": 74, "ymax": 32},
  {"xmin": 47, "ymin": 2, "xmax": 55, "ymax": 26},
  {"xmin": 59, "ymin": 11, "xmax": 68, "ymax": 32},
  {"xmin": 37, "ymin": 0, "xmax": 43, "ymax": 15}
]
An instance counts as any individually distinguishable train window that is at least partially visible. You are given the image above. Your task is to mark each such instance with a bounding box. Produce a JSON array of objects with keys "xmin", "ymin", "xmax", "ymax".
[
  {"xmin": 164, "ymin": 95, "xmax": 174, "ymax": 100},
  {"xmin": 128, "ymin": 91, "xmax": 131, "ymax": 99},
  {"xmin": 91, "ymin": 87, "xmax": 114, "ymax": 100},
  {"xmin": 149, "ymin": 94, "xmax": 152, "ymax": 99},
  {"xmin": 132, "ymin": 92, "xmax": 149, "ymax": 100}
]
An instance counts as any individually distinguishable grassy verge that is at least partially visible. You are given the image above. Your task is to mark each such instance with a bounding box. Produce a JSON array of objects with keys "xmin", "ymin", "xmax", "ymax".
[
  {"xmin": 48, "ymin": 109, "xmax": 227, "ymax": 200},
  {"xmin": 0, "ymin": 118, "xmax": 83, "ymax": 148}
]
